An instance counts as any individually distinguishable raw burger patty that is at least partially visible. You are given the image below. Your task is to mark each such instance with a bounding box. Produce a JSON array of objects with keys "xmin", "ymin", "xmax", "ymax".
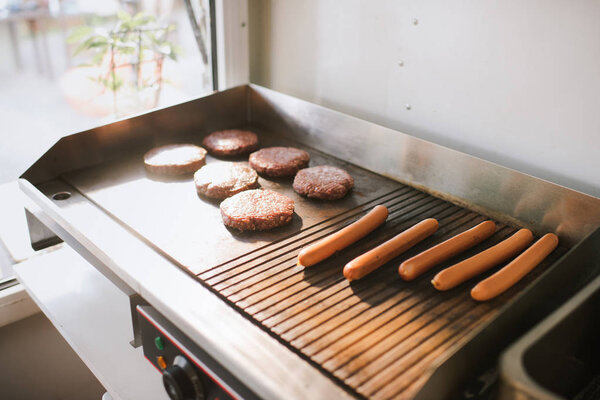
[
  {"xmin": 144, "ymin": 144, "xmax": 207, "ymax": 175},
  {"xmin": 220, "ymin": 189, "xmax": 295, "ymax": 231},
  {"xmin": 202, "ymin": 130, "xmax": 259, "ymax": 156},
  {"xmin": 293, "ymin": 165, "xmax": 354, "ymax": 200},
  {"xmin": 194, "ymin": 162, "xmax": 259, "ymax": 199},
  {"xmin": 249, "ymin": 147, "xmax": 310, "ymax": 177}
]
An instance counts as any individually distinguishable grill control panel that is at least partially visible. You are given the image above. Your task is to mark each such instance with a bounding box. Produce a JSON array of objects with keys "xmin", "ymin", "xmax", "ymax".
[{"xmin": 138, "ymin": 306, "xmax": 258, "ymax": 400}]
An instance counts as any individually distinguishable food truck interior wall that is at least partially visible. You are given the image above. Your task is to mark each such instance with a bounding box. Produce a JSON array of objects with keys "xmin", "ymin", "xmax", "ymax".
[{"xmin": 248, "ymin": 0, "xmax": 600, "ymax": 198}]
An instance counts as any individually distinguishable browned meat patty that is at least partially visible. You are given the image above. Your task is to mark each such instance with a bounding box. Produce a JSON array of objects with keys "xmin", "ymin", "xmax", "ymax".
[
  {"xmin": 194, "ymin": 162, "xmax": 259, "ymax": 199},
  {"xmin": 220, "ymin": 189, "xmax": 295, "ymax": 231},
  {"xmin": 144, "ymin": 144, "xmax": 207, "ymax": 175},
  {"xmin": 293, "ymin": 165, "xmax": 354, "ymax": 200},
  {"xmin": 248, "ymin": 147, "xmax": 310, "ymax": 177},
  {"xmin": 202, "ymin": 130, "xmax": 259, "ymax": 156}
]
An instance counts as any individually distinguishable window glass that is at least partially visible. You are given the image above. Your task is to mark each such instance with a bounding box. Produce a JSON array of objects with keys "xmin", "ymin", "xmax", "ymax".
[{"xmin": 0, "ymin": 0, "xmax": 213, "ymax": 184}]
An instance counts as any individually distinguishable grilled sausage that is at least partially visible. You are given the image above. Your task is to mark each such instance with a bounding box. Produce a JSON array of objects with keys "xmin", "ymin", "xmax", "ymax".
[
  {"xmin": 431, "ymin": 228, "xmax": 533, "ymax": 291},
  {"xmin": 343, "ymin": 218, "xmax": 439, "ymax": 281},
  {"xmin": 298, "ymin": 205, "xmax": 389, "ymax": 267},
  {"xmin": 471, "ymin": 233, "xmax": 558, "ymax": 301},
  {"xmin": 398, "ymin": 220, "xmax": 496, "ymax": 281}
]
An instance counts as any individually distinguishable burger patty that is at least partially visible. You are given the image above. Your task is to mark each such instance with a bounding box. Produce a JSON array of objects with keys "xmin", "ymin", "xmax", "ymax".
[
  {"xmin": 293, "ymin": 165, "xmax": 354, "ymax": 200},
  {"xmin": 144, "ymin": 144, "xmax": 207, "ymax": 175},
  {"xmin": 202, "ymin": 129, "xmax": 259, "ymax": 156},
  {"xmin": 249, "ymin": 147, "xmax": 310, "ymax": 177},
  {"xmin": 194, "ymin": 162, "xmax": 259, "ymax": 199},
  {"xmin": 220, "ymin": 189, "xmax": 295, "ymax": 231}
]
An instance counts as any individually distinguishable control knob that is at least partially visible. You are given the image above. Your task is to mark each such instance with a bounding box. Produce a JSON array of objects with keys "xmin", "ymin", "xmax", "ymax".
[{"xmin": 162, "ymin": 355, "xmax": 205, "ymax": 400}]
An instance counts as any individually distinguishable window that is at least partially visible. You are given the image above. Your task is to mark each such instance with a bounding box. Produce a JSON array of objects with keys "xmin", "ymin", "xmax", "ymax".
[
  {"xmin": 0, "ymin": 0, "xmax": 215, "ymax": 184},
  {"xmin": 0, "ymin": 0, "xmax": 220, "ymax": 280}
]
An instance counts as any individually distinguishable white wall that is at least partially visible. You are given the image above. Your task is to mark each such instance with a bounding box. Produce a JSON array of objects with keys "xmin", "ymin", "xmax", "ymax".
[{"xmin": 249, "ymin": 0, "xmax": 600, "ymax": 198}]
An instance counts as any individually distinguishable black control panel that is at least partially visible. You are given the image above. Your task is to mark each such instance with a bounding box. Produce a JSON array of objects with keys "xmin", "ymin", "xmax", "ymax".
[{"xmin": 137, "ymin": 306, "xmax": 259, "ymax": 400}]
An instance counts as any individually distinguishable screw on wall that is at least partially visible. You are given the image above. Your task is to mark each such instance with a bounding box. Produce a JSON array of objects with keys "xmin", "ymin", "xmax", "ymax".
[
  {"xmin": 398, "ymin": 60, "xmax": 404, "ymax": 67},
  {"xmin": 406, "ymin": 104, "xmax": 412, "ymax": 110},
  {"xmin": 412, "ymin": 18, "xmax": 419, "ymax": 25}
]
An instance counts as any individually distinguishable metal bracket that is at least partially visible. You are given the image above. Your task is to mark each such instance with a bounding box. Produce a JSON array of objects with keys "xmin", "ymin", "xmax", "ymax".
[
  {"xmin": 25, "ymin": 208, "xmax": 62, "ymax": 251},
  {"xmin": 129, "ymin": 293, "xmax": 148, "ymax": 348}
]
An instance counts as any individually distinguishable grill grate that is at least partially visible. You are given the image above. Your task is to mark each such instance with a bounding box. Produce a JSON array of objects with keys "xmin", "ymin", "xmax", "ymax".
[{"xmin": 197, "ymin": 185, "xmax": 567, "ymax": 399}]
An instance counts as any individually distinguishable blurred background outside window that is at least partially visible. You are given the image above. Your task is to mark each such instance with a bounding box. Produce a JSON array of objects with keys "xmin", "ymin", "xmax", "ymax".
[{"xmin": 0, "ymin": 0, "xmax": 213, "ymax": 184}]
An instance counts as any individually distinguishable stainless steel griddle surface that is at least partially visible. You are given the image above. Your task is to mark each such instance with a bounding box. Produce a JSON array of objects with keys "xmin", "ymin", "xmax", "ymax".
[
  {"xmin": 60, "ymin": 128, "xmax": 569, "ymax": 399},
  {"xmin": 62, "ymin": 129, "xmax": 401, "ymax": 275},
  {"xmin": 43, "ymin": 124, "xmax": 575, "ymax": 400}
]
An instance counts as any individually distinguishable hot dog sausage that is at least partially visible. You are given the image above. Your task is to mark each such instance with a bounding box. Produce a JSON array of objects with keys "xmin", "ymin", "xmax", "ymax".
[
  {"xmin": 398, "ymin": 220, "xmax": 496, "ymax": 281},
  {"xmin": 431, "ymin": 228, "xmax": 533, "ymax": 291},
  {"xmin": 471, "ymin": 233, "xmax": 558, "ymax": 301},
  {"xmin": 298, "ymin": 205, "xmax": 389, "ymax": 267},
  {"xmin": 343, "ymin": 218, "xmax": 439, "ymax": 281}
]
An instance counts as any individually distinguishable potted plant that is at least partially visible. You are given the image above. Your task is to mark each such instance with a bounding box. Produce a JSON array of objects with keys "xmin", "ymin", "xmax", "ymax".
[{"xmin": 68, "ymin": 10, "xmax": 182, "ymax": 117}]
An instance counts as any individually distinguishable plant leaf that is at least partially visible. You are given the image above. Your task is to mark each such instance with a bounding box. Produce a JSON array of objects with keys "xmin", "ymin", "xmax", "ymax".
[
  {"xmin": 131, "ymin": 12, "xmax": 155, "ymax": 28},
  {"xmin": 92, "ymin": 50, "xmax": 107, "ymax": 65},
  {"xmin": 73, "ymin": 36, "xmax": 95, "ymax": 56},
  {"xmin": 67, "ymin": 26, "xmax": 93, "ymax": 44},
  {"xmin": 117, "ymin": 10, "xmax": 132, "ymax": 22}
]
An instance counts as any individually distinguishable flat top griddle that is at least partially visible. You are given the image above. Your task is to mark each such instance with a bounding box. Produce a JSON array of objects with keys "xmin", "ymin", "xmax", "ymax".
[
  {"xmin": 60, "ymin": 128, "xmax": 568, "ymax": 399},
  {"xmin": 63, "ymin": 130, "xmax": 398, "ymax": 274}
]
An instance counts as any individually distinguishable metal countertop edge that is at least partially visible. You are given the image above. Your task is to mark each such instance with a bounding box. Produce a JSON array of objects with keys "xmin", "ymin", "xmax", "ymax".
[{"xmin": 19, "ymin": 178, "xmax": 355, "ymax": 400}]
